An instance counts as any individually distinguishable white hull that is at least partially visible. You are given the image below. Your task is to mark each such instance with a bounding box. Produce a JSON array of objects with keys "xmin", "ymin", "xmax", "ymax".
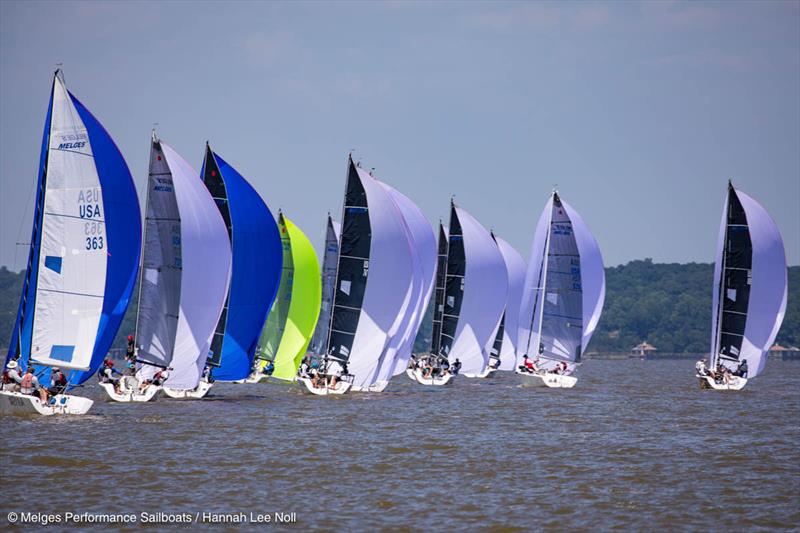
[
  {"xmin": 99, "ymin": 376, "xmax": 160, "ymax": 403},
  {"xmin": 517, "ymin": 371, "xmax": 577, "ymax": 388},
  {"xmin": 405, "ymin": 368, "xmax": 415, "ymax": 380},
  {"xmin": 162, "ymin": 379, "xmax": 213, "ymax": 399},
  {"xmin": 0, "ymin": 390, "xmax": 93, "ymax": 416},
  {"xmin": 463, "ymin": 366, "xmax": 497, "ymax": 379},
  {"xmin": 412, "ymin": 368, "xmax": 454, "ymax": 386},
  {"xmin": 352, "ymin": 380, "xmax": 389, "ymax": 393},
  {"xmin": 698, "ymin": 374, "xmax": 747, "ymax": 390},
  {"xmin": 298, "ymin": 376, "xmax": 352, "ymax": 396},
  {"xmin": 243, "ymin": 372, "xmax": 270, "ymax": 384}
]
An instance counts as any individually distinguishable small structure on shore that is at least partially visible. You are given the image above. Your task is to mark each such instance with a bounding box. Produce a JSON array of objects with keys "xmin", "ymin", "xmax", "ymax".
[
  {"xmin": 769, "ymin": 344, "xmax": 800, "ymax": 360},
  {"xmin": 632, "ymin": 341, "xmax": 657, "ymax": 358}
]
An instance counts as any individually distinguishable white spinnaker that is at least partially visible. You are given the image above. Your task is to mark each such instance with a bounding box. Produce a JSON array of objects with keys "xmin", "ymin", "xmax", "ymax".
[
  {"xmin": 387, "ymin": 187, "xmax": 437, "ymax": 377},
  {"xmin": 31, "ymin": 75, "xmax": 107, "ymax": 370},
  {"xmin": 494, "ymin": 236, "xmax": 526, "ymax": 371},
  {"xmin": 448, "ymin": 207, "xmax": 508, "ymax": 374},
  {"xmin": 348, "ymin": 169, "xmax": 415, "ymax": 390},
  {"xmin": 135, "ymin": 140, "xmax": 181, "ymax": 371},
  {"xmin": 161, "ymin": 142, "xmax": 232, "ymax": 390}
]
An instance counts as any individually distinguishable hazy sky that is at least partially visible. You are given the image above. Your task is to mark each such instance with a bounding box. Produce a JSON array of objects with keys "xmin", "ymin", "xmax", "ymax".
[{"xmin": 1, "ymin": 0, "xmax": 798, "ymax": 270}]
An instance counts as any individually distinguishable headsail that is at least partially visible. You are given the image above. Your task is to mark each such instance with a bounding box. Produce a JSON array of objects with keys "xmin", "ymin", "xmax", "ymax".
[
  {"xmin": 200, "ymin": 146, "xmax": 282, "ymax": 381},
  {"xmin": 709, "ymin": 183, "xmax": 787, "ymax": 378},
  {"xmin": 375, "ymin": 182, "xmax": 437, "ymax": 383},
  {"xmin": 309, "ymin": 215, "xmax": 340, "ymax": 355},
  {"xmin": 256, "ymin": 214, "xmax": 322, "ymax": 380},
  {"xmin": 429, "ymin": 223, "xmax": 449, "ymax": 357},
  {"xmin": 437, "ymin": 203, "xmax": 508, "ymax": 374},
  {"xmin": 493, "ymin": 235, "xmax": 526, "ymax": 371},
  {"xmin": 7, "ymin": 71, "xmax": 140, "ymax": 386}
]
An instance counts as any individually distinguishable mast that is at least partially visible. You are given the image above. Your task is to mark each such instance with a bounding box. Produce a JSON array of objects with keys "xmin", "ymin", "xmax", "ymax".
[
  {"xmin": 438, "ymin": 199, "xmax": 462, "ymax": 358},
  {"xmin": 133, "ymin": 130, "xmax": 158, "ymax": 358},
  {"xmin": 430, "ymin": 219, "xmax": 449, "ymax": 356},
  {"xmin": 323, "ymin": 154, "xmax": 355, "ymax": 359},
  {"xmin": 711, "ymin": 184, "xmax": 731, "ymax": 369},
  {"xmin": 525, "ymin": 192, "xmax": 555, "ymax": 357}
]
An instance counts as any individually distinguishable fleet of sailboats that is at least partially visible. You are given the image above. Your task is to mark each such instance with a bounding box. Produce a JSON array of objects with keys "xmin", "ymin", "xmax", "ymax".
[{"xmin": 1, "ymin": 71, "xmax": 792, "ymax": 415}]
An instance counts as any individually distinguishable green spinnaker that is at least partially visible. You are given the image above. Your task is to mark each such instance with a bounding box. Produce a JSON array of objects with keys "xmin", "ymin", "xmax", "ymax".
[{"xmin": 256, "ymin": 214, "xmax": 322, "ymax": 380}]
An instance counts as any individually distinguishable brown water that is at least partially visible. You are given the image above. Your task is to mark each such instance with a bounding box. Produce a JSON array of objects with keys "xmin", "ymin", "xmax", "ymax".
[{"xmin": 2, "ymin": 359, "xmax": 798, "ymax": 531}]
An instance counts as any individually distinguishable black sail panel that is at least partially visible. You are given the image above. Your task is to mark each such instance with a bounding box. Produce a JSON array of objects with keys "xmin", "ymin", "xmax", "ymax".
[
  {"xmin": 430, "ymin": 223, "xmax": 448, "ymax": 355},
  {"xmin": 202, "ymin": 145, "xmax": 232, "ymax": 367},
  {"xmin": 490, "ymin": 313, "xmax": 506, "ymax": 359},
  {"xmin": 439, "ymin": 204, "xmax": 465, "ymax": 357},
  {"xmin": 717, "ymin": 185, "xmax": 753, "ymax": 361},
  {"xmin": 326, "ymin": 159, "xmax": 371, "ymax": 362}
]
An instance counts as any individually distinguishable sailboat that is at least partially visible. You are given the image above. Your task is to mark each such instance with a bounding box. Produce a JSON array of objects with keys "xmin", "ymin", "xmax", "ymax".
[
  {"xmin": 298, "ymin": 156, "xmax": 414, "ymax": 395},
  {"xmin": 414, "ymin": 201, "xmax": 508, "ymax": 386},
  {"xmin": 349, "ymin": 181, "xmax": 436, "ymax": 392},
  {"xmin": 185, "ymin": 143, "xmax": 282, "ymax": 391},
  {"xmin": 308, "ymin": 214, "xmax": 340, "ymax": 357},
  {"xmin": 697, "ymin": 182, "xmax": 787, "ymax": 390},
  {"xmin": 463, "ymin": 233, "xmax": 526, "ymax": 378},
  {"xmin": 101, "ymin": 134, "xmax": 231, "ymax": 401},
  {"xmin": 1, "ymin": 70, "xmax": 140, "ymax": 415},
  {"xmin": 248, "ymin": 212, "xmax": 321, "ymax": 383},
  {"xmin": 517, "ymin": 191, "xmax": 605, "ymax": 388}
]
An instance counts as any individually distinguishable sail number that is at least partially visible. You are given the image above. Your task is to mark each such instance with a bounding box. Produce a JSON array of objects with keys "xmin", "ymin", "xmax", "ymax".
[{"xmin": 84, "ymin": 221, "xmax": 104, "ymax": 250}]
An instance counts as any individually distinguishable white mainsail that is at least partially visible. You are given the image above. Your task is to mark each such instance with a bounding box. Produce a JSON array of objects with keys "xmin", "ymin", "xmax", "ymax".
[
  {"xmin": 30, "ymin": 74, "xmax": 107, "ymax": 370},
  {"xmin": 493, "ymin": 235, "xmax": 526, "ymax": 371}
]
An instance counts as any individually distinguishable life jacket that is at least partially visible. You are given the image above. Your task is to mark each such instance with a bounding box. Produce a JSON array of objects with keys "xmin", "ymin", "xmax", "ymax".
[
  {"xmin": 21, "ymin": 373, "xmax": 34, "ymax": 389},
  {"xmin": 53, "ymin": 372, "xmax": 67, "ymax": 386},
  {"xmin": 2, "ymin": 370, "xmax": 9, "ymax": 384}
]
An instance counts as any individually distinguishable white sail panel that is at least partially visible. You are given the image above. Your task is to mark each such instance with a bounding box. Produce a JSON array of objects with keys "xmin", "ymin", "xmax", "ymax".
[
  {"xmin": 448, "ymin": 207, "xmax": 508, "ymax": 374},
  {"xmin": 347, "ymin": 169, "xmax": 415, "ymax": 389},
  {"xmin": 562, "ymin": 200, "xmax": 605, "ymax": 353},
  {"xmin": 517, "ymin": 198, "xmax": 552, "ymax": 365},
  {"xmin": 386, "ymin": 186, "xmax": 438, "ymax": 378},
  {"xmin": 134, "ymin": 140, "xmax": 181, "ymax": 369},
  {"xmin": 494, "ymin": 236, "xmax": 526, "ymax": 371},
  {"xmin": 160, "ymin": 142, "xmax": 232, "ymax": 390},
  {"xmin": 31, "ymin": 75, "xmax": 107, "ymax": 370}
]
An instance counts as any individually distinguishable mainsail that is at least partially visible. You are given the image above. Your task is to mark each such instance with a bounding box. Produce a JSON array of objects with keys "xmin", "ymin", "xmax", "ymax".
[
  {"xmin": 200, "ymin": 145, "xmax": 282, "ymax": 381},
  {"xmin": 7, "ymin": 71, "xmax": 140, "ymax": 387},
  {"xmin": 709, "ymin": 182, "xmax": 787, "ymax": 377},
  {"xmin": 256, "ymin": 213, "xmax": 322, "ymax": 380},
  {"xmin": 309, "ymin": 215, "xmax": 340, "ymax": 355},
  {"xmin": 135, "ymin": 138, "xmax": 231, "ymax": 390},
  {"xmin": 519, "ymin": 192, "xmax": 605, "ymax": 367},
  {"xmin": 430, "ymin": 223, "xmax": 449, "ymax": 357},
  {"xmin": 325, "ymin": 157, "xmax": 414, "ymax": 389},
  {"xmin": 436, "ymin": 202, "xmax": 508, "ymax": 374}
]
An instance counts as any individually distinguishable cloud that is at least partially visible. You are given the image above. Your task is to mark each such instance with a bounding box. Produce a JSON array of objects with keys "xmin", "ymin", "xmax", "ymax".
[{"xmin": 642, "ymin": 1, "xmax": 723, "ymax": 30}]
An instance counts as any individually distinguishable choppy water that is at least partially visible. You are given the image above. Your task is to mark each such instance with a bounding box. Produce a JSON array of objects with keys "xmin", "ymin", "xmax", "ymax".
[{"xmin": 2, "ymin": 359, "xmax": 798, "ymax": 531}]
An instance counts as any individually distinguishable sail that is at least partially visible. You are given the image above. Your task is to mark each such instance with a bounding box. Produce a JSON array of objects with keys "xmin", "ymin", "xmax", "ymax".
[
  {"xmin": 520, "ymin": 193, "xmax": 605, "ymax": 365},
  {"xmin": 7, "ymin": 72, "xmax": 141, "ymax": 386},
  {"xmin": 493, "ymin": 235, "xmax": 526, "ymax": 371},
  {"xmin": 327, "ymin": 159, "xmax": 414, "ymax": 389},
  {"xmin": 157, "ymin": 142, "xmax": 231, "ymax": 390},
  {"xmin": 257, "ymin": 215, "xmax": 293, "ymax": 365},
  {"xmin": 710, "ymin": 183, "xmax": 787, "ymax": 378},
  {"xmin": 257, "ymin": 214, "xmax": 322, "ymax": 380},
  {"xmin": 308, "ymin": 216, "xmax": 340, "ymax": 355},
  {"xmin": 438, "ymin": 204, "xmax": 508, "ymax": 374},
  {"xmin": 386, "ymin": 187, "xmax": 438, "ymax": 377},
  {"xmin": 134, "ymin": 137, "xmax": 182, "ymax": 371},
  {"xmin": 201, "ymin": 147, "xmax": 282, "ymax": 381},
  {"xmin": 375, "ymin": 182, "xmax": 437, "ymax": 383},
  {"xmin": 430, "ymin": 223, "xmax": 449, "ymax": 357}
]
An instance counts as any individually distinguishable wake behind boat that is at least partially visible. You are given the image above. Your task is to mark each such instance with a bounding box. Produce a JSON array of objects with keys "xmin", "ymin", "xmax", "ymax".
[
  {"xmin": 2, "ymin": 70, "xmax": 140, "ymax": 416},
  {"xmin": 695, "ymin": 182, "xmax": 787, "ymax": 391}
]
